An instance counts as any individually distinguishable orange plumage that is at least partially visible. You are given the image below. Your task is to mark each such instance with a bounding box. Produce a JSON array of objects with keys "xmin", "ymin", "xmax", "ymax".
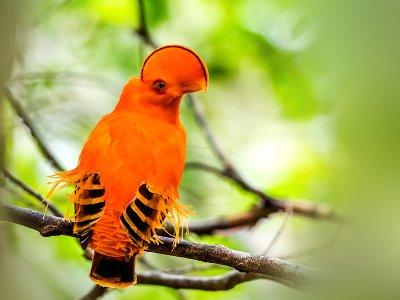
[{"xmin": 48, "ymin": 45, "xmax": 208, "ymax": 288}]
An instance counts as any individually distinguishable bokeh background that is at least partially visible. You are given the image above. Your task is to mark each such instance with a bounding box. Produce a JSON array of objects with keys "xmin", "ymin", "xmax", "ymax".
[{"xmin": 1, "ymin": 0, "xmax": 400, "ymax": 299}]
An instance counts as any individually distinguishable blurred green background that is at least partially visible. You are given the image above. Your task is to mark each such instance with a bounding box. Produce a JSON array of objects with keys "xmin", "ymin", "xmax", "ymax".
[{"xmin": 1, "ymin": 0, "xmax": 400, "ymax": 299}]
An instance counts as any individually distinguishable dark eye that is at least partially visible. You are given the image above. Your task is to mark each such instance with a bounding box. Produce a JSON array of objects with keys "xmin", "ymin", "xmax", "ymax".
[{"xmin": 153, "ymin": 80, "xmax": 167, "ymax": 92}]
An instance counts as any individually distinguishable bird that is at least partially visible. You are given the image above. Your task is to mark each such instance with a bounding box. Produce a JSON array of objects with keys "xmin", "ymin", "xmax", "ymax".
[{"xmin": 47, "ymin": 45, "xmax": 208, "ymax": 288}]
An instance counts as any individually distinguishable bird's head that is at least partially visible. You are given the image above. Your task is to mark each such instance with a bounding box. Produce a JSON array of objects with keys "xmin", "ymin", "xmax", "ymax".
[
  {"xmin": 140, "ymin": 45, "xmax": 208, "ymax": 102},
  {"xmin": 117, "ymin": 45, "xmax": 208, "ymax": 120}
]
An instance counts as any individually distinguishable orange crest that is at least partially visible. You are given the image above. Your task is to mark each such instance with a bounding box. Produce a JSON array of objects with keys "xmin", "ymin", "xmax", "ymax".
[{"xmin": 141, "ymin": 45, "xmax": 209, "ymax": 92}]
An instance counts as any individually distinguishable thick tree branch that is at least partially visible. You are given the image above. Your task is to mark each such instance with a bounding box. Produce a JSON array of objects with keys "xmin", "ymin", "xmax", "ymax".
[
  {"xmin": 147, "ymin": 237, "xmax": 312, "ymax": 287},
  {"xmin": 1, "ymin": 169, "xmax": 94, "ymax": 259},
  {"xmin": 0, "ymin": 202, "xmax": 72, "ymax": 237},
  {"xmin": 0, "ymin": 203, "xmax": 316, "ymax": 290}
]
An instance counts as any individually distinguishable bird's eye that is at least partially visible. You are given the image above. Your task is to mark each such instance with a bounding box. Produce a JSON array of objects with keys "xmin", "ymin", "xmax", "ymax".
[{"xmin": 153, "ymin": 80, "xmax": 167, "ymax": 92}]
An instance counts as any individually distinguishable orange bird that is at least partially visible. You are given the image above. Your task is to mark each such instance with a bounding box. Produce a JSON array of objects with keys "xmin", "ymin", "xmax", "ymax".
[{"xmin": 48, "ymin": 45, "xmax": 208, "ymax": 288}]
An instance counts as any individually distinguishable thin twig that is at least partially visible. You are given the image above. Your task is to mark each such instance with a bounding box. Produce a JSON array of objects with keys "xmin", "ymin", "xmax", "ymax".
[
  {"xmin": 186, "ymin": 162, "xmax": 333, "ymax": 218},
  {"xmin": 0, "ymin": 203, "xmax": 316, "ymax": 290},
  {"xmin": 185, "ymin": 96, "xmax": 234, "ymax": 171},
  {"xmin": 0, "ymin": 184, "xmax": 24, "ymax": 199},
  {"xmin": 1, "ymin": 168, "xmax": 63, "ymax": 217},
  {"xmin": 170, "ymin": 289, "xmax": 187, "ymax": 300},
  {"xmin": 10, "ymin": 71, "xmax": 120, "ymax": 94},
  {"xmin": 138, "ymin": 256, "xmax": 159, "ymax": 270},
  {"xmin": 279, "ymin": 227, "xmax": 342, "ymax": 260},
  {"xmin": 4, "ymin": 87, "xmax": 64, "ymax": 171},
  {"xmin": 262, "ymin": 210, "xmax": 292, "ymax": 256},
  {"xmin": 135, "ymin": 0, "xmax": 157, "ymax": 48},
  {"xmin": 186, "ymin": 162, "xmax": 333, "ymax": 220},
  {"xmin": 163, "ymin": 207, "xmax": 273, "ymax": 236},
  {"xmin": 185, "ymin": 162, "xmax": 278, "ymax": 203},
  {"xmin": 79, "ymin": 284, "xmax": 108, "ymax": 300},
  {"xmin": 137, "ymin": 270, "xmax": 272, "ymax": 291},
  {"xmin": 162, "ymin": 201, "xmax": 331, "ymax": 237}
]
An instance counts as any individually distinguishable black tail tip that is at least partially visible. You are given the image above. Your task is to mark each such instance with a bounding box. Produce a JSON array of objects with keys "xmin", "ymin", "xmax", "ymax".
[{"xmin": 90, "ymin": 252, "xmax": 136, "ymax": 288}]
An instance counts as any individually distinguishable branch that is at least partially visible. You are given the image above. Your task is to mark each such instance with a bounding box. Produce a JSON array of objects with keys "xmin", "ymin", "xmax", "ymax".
[
  {"xmin": 134, "ymin": 0, "xmax": 157, "ymax": 48},
  {"xmin": 4, "ymin": 87, "xmax": 64, "ymax": 171},
  {"xmin": 186, "ymin": 162, "xmax": 332, "ymax": 218},
  {"xmin": 279, "ymin": 227, "xmax": 342, "ymax": 260},
  {"xmin": 0, "ymin": 203, "xmax": 72, "ymax": 237},
  {"xmin": 1, "ymin": 168, "xmax": 63, "ymax": 217},
  {"xmin": 186, "ymin": 162, "xmax": 277, "ymax": 203},
  {"xmin": 178, "ymin": 162, "xmax": 333, "ymax": 235},
  {"xmin": 137, "ymin": 270, "xmax": 272, "ymax": 291},
  {"xmin": 147, "ymin": 238, "xmax": 312, "ymax": 287},
  {"xmin": 0, "ymin": 203, "xmax": 316, "ymax": 290},
  {"xmin": 164, "ymin": 200, "xmax": 330, "ymax": 237},
  {"xmin": 262, "ymin": 210, "xmax": 292, "ymax": 256},
  {"xmin": 185, "ymin": 96, "xmax": 235, "ymax": 171},
  {"xmin": 80, "ymin": 270, "xmax": 287, "ymax": 297},
  {"xmin": 164, "ymin": 207, "xmax": 274, "ymax": 236},
  {"xmin": 79, "ymin": 285, "xmax": 108, "ymax": 300},
  {"xmin": 1, "ymin": 165, "xmax": 331, "ymax": 239},
  {"xmin": 187, "ymin": 96, "xmax": 304, "ymax": 213},
  {"xmin": 1, "ymin": 169, "xmax": 94, "ymax": 259},
  {"xmin": 81, "ymin": 264, "xmax": 270, "ymax": 298}
]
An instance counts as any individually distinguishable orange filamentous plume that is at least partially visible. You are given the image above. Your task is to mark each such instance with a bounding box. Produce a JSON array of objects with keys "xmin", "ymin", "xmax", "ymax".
[{"xmin": 47, "ymin": 45, "xmax": 208, "ymax": 288}]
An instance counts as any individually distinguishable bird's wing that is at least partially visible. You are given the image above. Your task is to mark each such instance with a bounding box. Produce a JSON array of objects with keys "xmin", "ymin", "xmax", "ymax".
[
  {"xmin": 73, "ymin": 172, "xmax": 105, "ymax": 249},
  {"xmin": 120, "ymin": 182, "xmax": 167, "ymax": 247}
]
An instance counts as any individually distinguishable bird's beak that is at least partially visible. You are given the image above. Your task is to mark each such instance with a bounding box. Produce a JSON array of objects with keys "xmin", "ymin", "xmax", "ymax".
[{"xmin": 180, "ymin": 78, "xmax": 208, "ymax": 95}]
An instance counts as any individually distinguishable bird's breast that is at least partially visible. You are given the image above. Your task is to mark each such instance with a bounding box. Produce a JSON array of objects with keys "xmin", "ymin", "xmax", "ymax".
[{"xmin": 94, "ymin": 112, "xmax": 186, "ymax": 211}]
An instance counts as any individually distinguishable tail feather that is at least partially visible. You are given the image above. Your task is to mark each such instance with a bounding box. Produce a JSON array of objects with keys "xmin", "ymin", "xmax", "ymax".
[
  {"xmin": 78, "ymin": 230, "xmax": 92, "ymax": 250},
  {"xmin": 90, "ymin": 252, "xmax": 137, "ymax": 288}
]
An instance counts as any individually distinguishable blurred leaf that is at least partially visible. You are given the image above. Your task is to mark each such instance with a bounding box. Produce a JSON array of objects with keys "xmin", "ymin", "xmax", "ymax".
[
  {"xmin": 246, "ymin": 29, "xmax": 317, "ymax": 119},
  {"xmin": 87, "ymin": 0, "xmax": 137, "ymax": 27},
  {"xmin": 145, "ymin": 0, "xmax": 169, "ymax": 28}
]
